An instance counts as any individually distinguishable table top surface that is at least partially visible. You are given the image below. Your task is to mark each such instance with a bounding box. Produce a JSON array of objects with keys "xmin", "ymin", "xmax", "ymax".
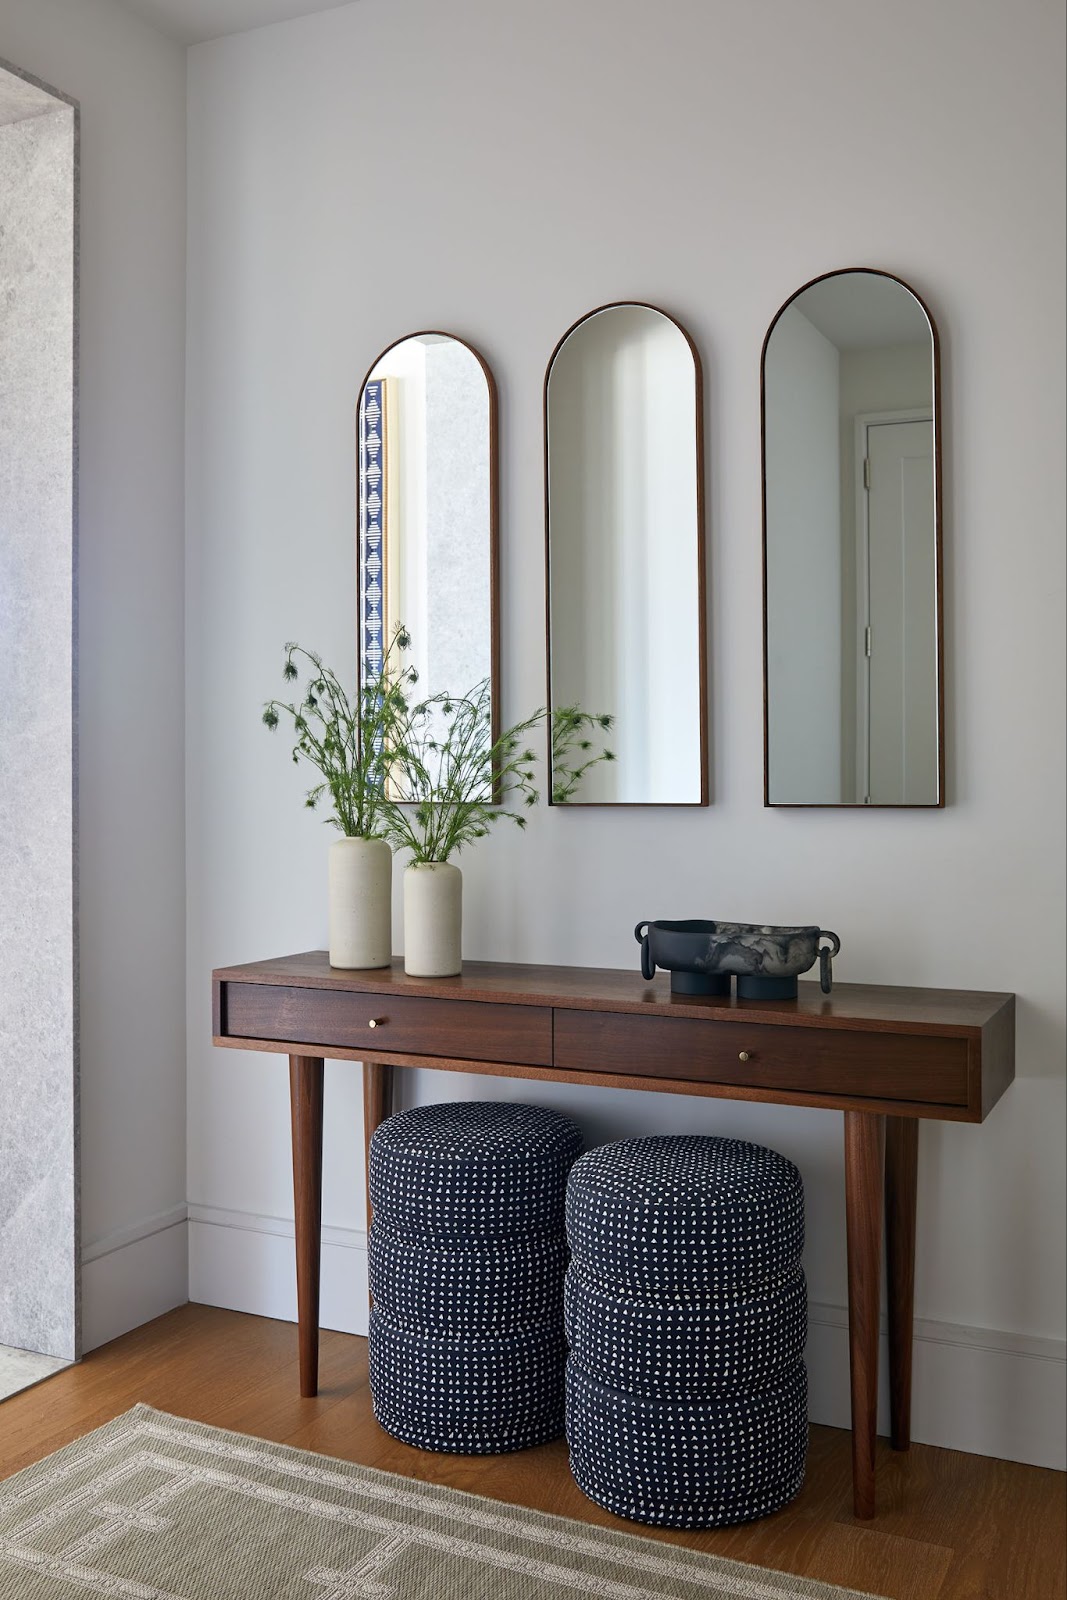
[{"xmin": 213, "ymin": 952, "xmax": 1014, "ymax": 1036}]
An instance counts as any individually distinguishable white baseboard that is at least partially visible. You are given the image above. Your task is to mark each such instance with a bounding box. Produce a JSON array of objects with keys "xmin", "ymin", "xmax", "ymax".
[
  {"xmin": 188, "ymin": 1204, "xmax": 367, "ymax": 1340},
  {"xmin": 187, "ymin": 1205, "xmax": 1066, "ymax": 1472},
  {"xmin": 81, "ymin": 1206, "xmax": 189, "ymax": 1354},
  {"xmin": 806, "ymin": 1299, "xmax": 1066, "ymax": 1471}
]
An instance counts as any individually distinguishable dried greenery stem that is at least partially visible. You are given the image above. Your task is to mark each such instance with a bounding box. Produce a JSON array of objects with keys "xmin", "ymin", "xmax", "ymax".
[
  {"xmin": 551, "ymin": 705, "xmax": 615, "ymax": 803},
  {"xmin": 384, "ymin": 678, "xmax": 544, "ymax": 865},
  {"xmin": 264, "ymin": 624, "xmax": 617, "ymax": 852},
  {"xmin": 262, "ymin": 626, "xmax": 417, "ymax": 838}
]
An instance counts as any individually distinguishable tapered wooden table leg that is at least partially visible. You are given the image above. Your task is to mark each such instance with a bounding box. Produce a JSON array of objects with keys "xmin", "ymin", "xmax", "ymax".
[
  {"xmin": 844, "ymin": 1110, "xmax": 886, "ymax": 1519},
  {"xmin": 885, "ymin": 1115, "xmax": 919, "ymax": 1451},
  {"xmin": 289, "ymin": 1054, "xmax": 324, "ymax": 1398}
]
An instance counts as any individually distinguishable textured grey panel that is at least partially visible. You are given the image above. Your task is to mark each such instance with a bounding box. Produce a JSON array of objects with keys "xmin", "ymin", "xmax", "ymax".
[
  {"xmin": 0, "ymin": 101, "xmax": 77, "ymax": 1361},
  {"xmin": 423, "ymin": 341, "xmax": 492, "ymax": 705},
  {"xmin": 0, "ymin": 1343, "xmax": 70, "ymax": 1400},
  {"xmin": 0, "ymin": 72, "xmax": 57, "ymax": 127}
]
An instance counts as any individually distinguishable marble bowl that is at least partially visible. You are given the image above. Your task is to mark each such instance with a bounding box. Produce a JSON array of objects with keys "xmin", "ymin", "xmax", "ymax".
[{"xmin": 635, "ymin": 920, "xmax": 841, "ymax": 999}]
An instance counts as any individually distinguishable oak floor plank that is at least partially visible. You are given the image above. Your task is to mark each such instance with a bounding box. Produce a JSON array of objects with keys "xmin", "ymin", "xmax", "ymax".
[
  {"xmin": 751, "ymin": 1517, "xmax": 955, "ymax": 1600},
  {"xmin": 831, "ymin": 1431, "xmax": 1067, "ymax": 1600},
  {"xmin": 0, "ymin": 1305, "xmax": 1062, "ymax": 1600}
]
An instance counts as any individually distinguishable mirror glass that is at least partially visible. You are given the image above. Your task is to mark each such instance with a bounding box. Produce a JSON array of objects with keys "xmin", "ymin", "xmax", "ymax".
[
  {"xmin": 545, "ymin": 303, "xmax": 707, "ymax": 805},
  {"xmin": 357, "ymin": 332, "xmax": 496, "ymax": 744},
  {"xmin": 762, "ymin": 269, "xmax": 942, "ymax": 806}
]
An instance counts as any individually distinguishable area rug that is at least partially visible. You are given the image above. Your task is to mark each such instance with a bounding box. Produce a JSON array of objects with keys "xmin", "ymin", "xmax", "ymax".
[{"xmin": 0, "ymin": 1405, "xmax": 886, "ymax": 1599}]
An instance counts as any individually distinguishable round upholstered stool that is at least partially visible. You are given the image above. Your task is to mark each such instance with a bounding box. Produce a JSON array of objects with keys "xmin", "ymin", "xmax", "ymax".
[
  {"xmin": 369, "ymin": 1314, "xmax": 568, "ymax": 1455},
  {"xmin": 370, "ymin": 1100, "xmax": 583, "ymax": 1240},
  {"xmin": 566, "ymin": 1135, "xmax": 804, "ymax": 1297},
  {"xmin": 564, "ymin": 1261, "xmax": 807, "ymax": 1398},
  {"xmin": 371, "ymin": 1223, "xmax": 569, "ymax": 1335},
  {"xmin": 567, "ymin": 1359, "xmax": 808, "ymax": 1527},
  {"xmin": 368, "ymin": 1100, "xmax": 583, "ymax": 1454},
  {"xmin": 564, "ymin": 1135, "xmax": 807, "ymax": 1527}
]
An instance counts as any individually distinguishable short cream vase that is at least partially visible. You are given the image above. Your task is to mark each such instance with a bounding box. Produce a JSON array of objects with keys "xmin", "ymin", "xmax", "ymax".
[
  {"xmin": 404, "ymin": 861, "xmax": 462, "ymax": 978},
  {"xmin": 328, "ymin": 837, "xmax": 392, "ymax": 969}
]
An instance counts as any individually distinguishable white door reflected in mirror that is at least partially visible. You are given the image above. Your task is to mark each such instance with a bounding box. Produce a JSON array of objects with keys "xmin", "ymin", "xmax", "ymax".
[
  {"xmin": 545, "ymin": 303, "xmax": 707, "ymax": 806},
  {"xmin": 762, "ymin": 269, "xmax": 943, "ymax": 807}
]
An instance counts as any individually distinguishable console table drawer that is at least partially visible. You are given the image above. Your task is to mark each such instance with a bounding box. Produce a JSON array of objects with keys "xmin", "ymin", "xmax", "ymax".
[
  {"xmin": 554, "ymin": 1011, "xmax": 969, "ymax": 1106},
  {"xmin": 223, "ymin": 983, "xmax": 552, "ymax": 1067}
]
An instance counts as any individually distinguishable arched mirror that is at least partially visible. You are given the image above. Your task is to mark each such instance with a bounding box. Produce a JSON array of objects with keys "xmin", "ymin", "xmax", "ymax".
[
  {"xmin": 357, "ymin": 331, "xmax": 498, "ymax": 742},
  {"xmin": 762, "ymin": 268, "xmax": 943, "ymax": 807},
  {"xmin": 545, "ymin": 302, "xmax": 707, "ymax": 805}
]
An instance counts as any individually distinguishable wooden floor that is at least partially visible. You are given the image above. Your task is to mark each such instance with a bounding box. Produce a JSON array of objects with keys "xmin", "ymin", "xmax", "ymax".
[{"xmin": 0, "ymin": 1305, "xmax": 1062, "ymax": 1600}]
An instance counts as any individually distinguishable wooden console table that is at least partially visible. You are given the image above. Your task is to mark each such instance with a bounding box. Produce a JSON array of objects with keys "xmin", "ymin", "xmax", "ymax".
[{"xmin": 212, "ymin": 951, "xmax": 1014, "ymax": 1519}]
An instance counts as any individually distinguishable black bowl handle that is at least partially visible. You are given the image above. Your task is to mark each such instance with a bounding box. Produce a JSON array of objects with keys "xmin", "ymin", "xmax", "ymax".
[
  {"xmin": 818, "ymin": 930, "xmax": 841, "ymax": 994},
  {"xmin": 634, "ymin": 922, "xmax": 655, "ymax": 982}
]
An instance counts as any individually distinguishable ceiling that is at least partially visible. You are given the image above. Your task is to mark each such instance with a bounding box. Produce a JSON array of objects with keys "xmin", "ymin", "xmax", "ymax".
[
  {"xmin": 117, "ymin": 0, "xmax": 356, "ymax": 46},
  {"xmin": 796, "ymin": 275, "xmax": 930, "ymax": 351}
]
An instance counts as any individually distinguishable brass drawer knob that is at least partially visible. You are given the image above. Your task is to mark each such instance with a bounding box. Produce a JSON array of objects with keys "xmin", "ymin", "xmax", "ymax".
[
  {"xmin": 738, "ymin": 1050, "xmax": 751, "ymax": 1062},
  {"xmin": 368, "ymin": 1018, "xmax": 383, "ymax": 1029}
]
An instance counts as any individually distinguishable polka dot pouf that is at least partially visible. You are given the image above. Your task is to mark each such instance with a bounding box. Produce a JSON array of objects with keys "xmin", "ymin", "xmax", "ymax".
[
  {"xmin": 564, "ymin": 1135, "xmax": 808, "ymax": 1527},
  {"xmin": 367, "ymin": 1101, "xmax": 584, "ymax": 1454},
  {"xmin": 565, "ymin": 1135, "xmax": 805, "ymax": 1298},
  {"xmin": 564, "ymin": 1261, "xmax": 808, "ymax": 1398},
  {"xmin": 371, "ymin": 1224, "xmax": 569, "ymax": 1336}
]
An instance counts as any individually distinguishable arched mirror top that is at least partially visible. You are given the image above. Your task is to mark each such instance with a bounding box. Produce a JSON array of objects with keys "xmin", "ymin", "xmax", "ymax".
[
  {"xmin": 356, "ymin": 329, "xmax": 498, "ymax": 748},
  {"xmin": 545, "ymin": 300, "xmax": 703, "ymax": 389},
  {"xmin": 761, "ymin": 268, "xmax": 943, "ymax": 807},
  {"xmin": 762, "ymin": 268, "xmax": 939, "ymax": 369},
  {"xmin": 359, "ymin": 328, "xmax": 498, "ymax": 404},
  {"xmin": 544, "ymin": 301, "xmax": 707, "ymax": 806}
]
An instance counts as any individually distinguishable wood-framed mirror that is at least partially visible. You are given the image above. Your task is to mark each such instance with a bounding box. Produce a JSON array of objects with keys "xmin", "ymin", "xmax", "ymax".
[
  {"xmin": 761, "ymin": 268, "xmax": 944, "ymax": 807},
  {"xmin": 356, "ymin": 330, "xmax": 499, "ymax": 753},
  {"xmin": 544, "ymin": 301, "xmax": 708, "ymax": 806}
]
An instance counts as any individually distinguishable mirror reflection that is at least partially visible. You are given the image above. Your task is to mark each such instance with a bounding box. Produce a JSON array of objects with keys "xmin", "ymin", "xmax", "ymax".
[
  {"xmin": 357, "ymin": 332, "xmax": 496, "ymax": 747},
  {"xmin": 545, "ymin": 303, "xmax": 707, "ymax": 805},
  {"xmin": 762, "ymin": 270, "xmax": 942, "ymax": 806}
]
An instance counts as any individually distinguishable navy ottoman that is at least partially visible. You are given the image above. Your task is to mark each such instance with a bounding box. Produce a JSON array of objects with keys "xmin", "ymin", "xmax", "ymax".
[
  {"xmin": 368, "ymin": 1101, "xmax": 583, "ymax": 1454},
  {"xmin": 564, "ymin": 1135, "xmax": 808, "ymax": 1526}
]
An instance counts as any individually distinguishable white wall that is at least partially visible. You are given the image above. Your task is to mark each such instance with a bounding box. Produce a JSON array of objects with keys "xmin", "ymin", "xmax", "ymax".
[
  {"xmin": 0, "ymin": 0, "xmax": 188, "ymax": 1350},
  {"xmin": 764, "ymin": 305, "xmax": 842, "ymax": 803},
  {"xmin": 185, "ymin": 0, "xmax": 1066, "ymax": 1468}
]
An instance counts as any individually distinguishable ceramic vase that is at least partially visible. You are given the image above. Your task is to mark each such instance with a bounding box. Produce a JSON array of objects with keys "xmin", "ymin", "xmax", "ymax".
[
  {"xmin": 328, "ymin": 836, "xmax": 392, "ymax": 969},
  {"xmin": 404, "ymin": 861, "xmax": 462, "ymax": 977}
]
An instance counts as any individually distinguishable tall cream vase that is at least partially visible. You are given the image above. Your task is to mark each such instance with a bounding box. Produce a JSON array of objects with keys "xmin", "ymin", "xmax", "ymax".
[
  {"xmin": 328, "ymin": 836, "xmax": 392, "ymax": 969},
  {"xmin": 403, "ymin": 861, "xmax": 462, "ymax": 977}
]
